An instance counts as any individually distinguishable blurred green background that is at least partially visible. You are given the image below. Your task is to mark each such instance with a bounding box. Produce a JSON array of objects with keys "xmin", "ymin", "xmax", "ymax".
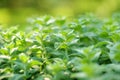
[{"xmin": 0, "ymin": 0, "xmax": 120, "ymax": 26}]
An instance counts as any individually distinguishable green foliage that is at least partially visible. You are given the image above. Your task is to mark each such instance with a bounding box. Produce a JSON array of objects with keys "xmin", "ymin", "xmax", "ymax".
[{"xmin": 0, "ymin": 15, "xmax": 120, "ymax": 80}]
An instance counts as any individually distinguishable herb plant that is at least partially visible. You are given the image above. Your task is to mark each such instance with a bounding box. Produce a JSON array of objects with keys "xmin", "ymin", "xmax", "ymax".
[{"xmin": 0, "ymin": 14, "xmax": 120, "ymax": 80}]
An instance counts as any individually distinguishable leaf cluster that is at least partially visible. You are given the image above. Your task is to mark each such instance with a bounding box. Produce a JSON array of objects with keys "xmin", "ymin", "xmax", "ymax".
[{"xmin": 0, "ymin": 15, "xmax": 120, "ymax": 80}]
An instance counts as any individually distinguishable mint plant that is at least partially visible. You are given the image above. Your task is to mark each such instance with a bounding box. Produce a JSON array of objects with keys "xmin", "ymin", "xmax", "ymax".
[{"xmin": 0, "ymin": 15, "xmax": 120, "ymax": 80}]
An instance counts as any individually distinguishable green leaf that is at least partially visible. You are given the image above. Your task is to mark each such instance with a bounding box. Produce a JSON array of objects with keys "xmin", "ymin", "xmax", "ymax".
[{"xmin": 19, "ymin": 53, "xmax": 29, "ymax": 63}]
